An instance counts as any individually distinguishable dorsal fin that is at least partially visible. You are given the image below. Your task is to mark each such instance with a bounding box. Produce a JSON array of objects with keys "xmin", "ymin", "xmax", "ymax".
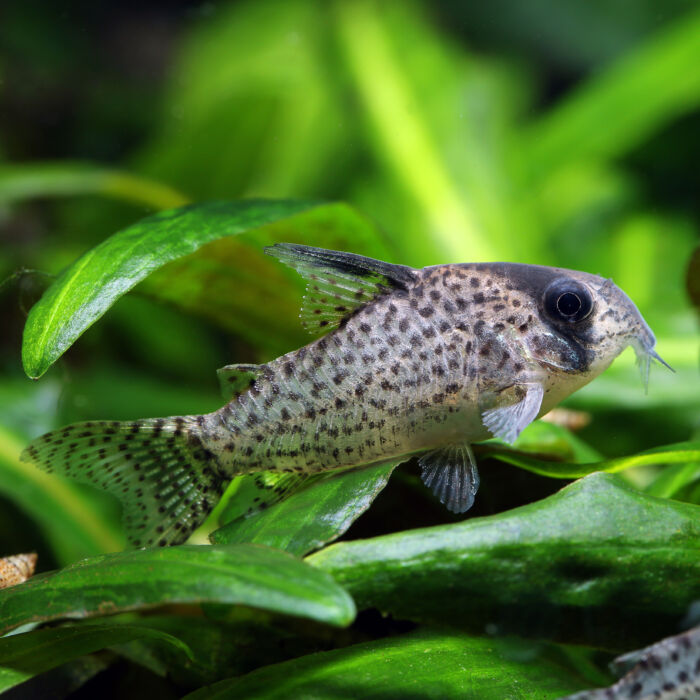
[
  {"xmin": 264, "ymin": 243, "xmax": 416, "ymax": 333},
  {"xmin": 216, "ymin": 363, "xmax": 263, "ymax": 400}
]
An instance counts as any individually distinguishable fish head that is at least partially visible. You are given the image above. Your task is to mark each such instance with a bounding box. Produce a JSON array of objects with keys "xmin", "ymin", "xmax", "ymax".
[
  {"xmin": 453, "ymin": 262, "xmax": 671, "ymax": 394},
  {"xmin": 491, "ymin": 263, "xmax": 671, "ymax": 391}
]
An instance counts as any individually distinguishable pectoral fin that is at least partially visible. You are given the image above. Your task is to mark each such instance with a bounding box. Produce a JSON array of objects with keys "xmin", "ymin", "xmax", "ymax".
[
  {"xmin": 419, "ymin": 444, "xmax": 480, "ymax": 513},
  {"xmin": 482, "ymin": 382, "xmax": 544, "ymax": 444}
]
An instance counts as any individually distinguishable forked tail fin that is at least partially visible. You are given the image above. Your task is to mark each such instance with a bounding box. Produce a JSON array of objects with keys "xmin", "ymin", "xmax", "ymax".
[{"xmin": 21, "ymin": 416, "xmax": 226, "ymax": 547}]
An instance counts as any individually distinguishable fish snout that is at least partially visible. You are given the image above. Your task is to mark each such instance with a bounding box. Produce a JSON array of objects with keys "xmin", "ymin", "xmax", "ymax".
[{"xmin": 629, "ymin": 318, "xmax": 673, "ymax": 392}]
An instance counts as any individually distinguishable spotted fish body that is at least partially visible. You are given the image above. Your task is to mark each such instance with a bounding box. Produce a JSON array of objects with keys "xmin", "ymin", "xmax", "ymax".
[
  {"xmin": 561, "ymin": 625, "xmax": 700, "ymax": 700},
  {"xmin": 22, "ymin": 245, "xmax": 668, "ymax": 547}
]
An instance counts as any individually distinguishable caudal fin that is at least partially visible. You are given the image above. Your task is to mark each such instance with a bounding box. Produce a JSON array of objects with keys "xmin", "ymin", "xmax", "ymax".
[{"xmin": 21, "ymin": 416, "xmax": 226, "ymax": 547}]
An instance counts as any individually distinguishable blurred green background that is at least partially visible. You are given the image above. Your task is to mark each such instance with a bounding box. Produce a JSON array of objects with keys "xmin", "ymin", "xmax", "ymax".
[{"xmin": 0, "ymin": 0, "xmax": 699, "ymax": 568}]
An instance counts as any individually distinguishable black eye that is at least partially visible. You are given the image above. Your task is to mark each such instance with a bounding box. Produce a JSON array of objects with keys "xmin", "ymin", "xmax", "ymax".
[{"xmin": 543, "ymin": 279, "xmax": 593, "ymax": 323}]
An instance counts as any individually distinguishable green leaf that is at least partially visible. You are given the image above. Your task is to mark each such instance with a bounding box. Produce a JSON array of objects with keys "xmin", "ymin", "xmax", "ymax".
[
  {"xmin": 210, "ymin": 460, "xmax": 401, "ymax": 556},
  {"xmin": 110, "ymin": 613, "xmax": 340, "ymax": 689},
  {"xmin": 136, "ymin": 0, "xmax": 354, "ymax": 204},
  {"xmin": 0, "ymin": 623, "xmax": 193, "ymax": 694},
  {"xmin": 138, "ymin": 202, "xmax": 394, "ymax": 357},
  {"xmin": 0, "ymin": 544, "xmax": 355, "ymax": 634},
  {"xmin": 21, "ymin": 199, "xmax": 364, "ymax": 379},
  {"xmin": 334, "ymin": 2, "xmax": 533, "ymax": 263},
  {"xmin": 645, "ymin": 461, "xmax": 700, "ymax": 499},
  {"xmin": 309, "ymin": 473, "xmax": 700, "ymax": 648},
  {"xmin": 687, "ymin": 245, "xmax": 700, "ymax": 315},
  {"xmin": 524, "ymin": 7, "xmax": 700, "ymax": 181},
  {"xmin": 181, "ymin": 629, "xmax": 589, "ymax": 699},
  {"xmin": 0, "ymin": 161, "xmax": 188, "ymax": 210},
  {"xmin": 481, "ymin": 440, "xmax": 700, "ymax": 479}
]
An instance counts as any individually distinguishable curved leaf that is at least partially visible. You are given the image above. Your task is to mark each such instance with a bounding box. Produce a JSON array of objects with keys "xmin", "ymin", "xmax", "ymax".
[
  {"xmin": 310, "ymin": 473, "xmax": 700, "ymax": 648},
  {"xmin": 182, "ymin": 629, "xmax": 589, "ymax": 699},
  {"xmin": 524, "ymin": 7, "xmax": 700, "ymax": 181},
  {"xmin": 0, "ymin": 161, "xmax": 188, "ymax": 210},
  {"xmin": 0, "ymin": 544, "xmax": 355, "ymax": 634},
  {"xmin": 481, "ymin": 440, "xmax": 700, "ymax": 479},
  {"xmin": 138, "ymin": 202, "xmax": 393, "ymax": 356},
  {"xmin": 0, "ymin": 623, "xmax": 193, "ymax": 694},
  {"xmin": 21, "ymin": 199, "xmax": 336, "ymax": 378},
  {"xmin": 210, "ymin": 460, "xmax": 401, "ymax": 556}
]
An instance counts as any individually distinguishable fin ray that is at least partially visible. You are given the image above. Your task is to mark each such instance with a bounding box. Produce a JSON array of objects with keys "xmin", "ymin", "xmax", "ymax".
[
  {"xmin": 21, "ymin": 417, "xmax": 226, "ymax": 547},
  {"xmin": 265, "ymin": 243, "xmax": 416, "ymax": 333},
  {"xmin": 419, "ymin": 444, "xmax": 480, "ymax": 513},
  {"xmin": 482, "ymin": 383, "xmax": 544, "ymax": 444}
]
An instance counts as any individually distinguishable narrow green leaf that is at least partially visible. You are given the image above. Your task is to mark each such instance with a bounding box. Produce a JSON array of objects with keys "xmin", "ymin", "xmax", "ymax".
[
  {"xmin": 0, "ymin": 161, "xmax": 188, "ymax": 210},
  {"xmin": 210, "ymin": 460, "xmax": 401, "ymax": 556},
  {"xmin": 334, "ymin": 2, "xmax": 492, "ymax": 262},
  {"xmin": 310, "ymin": 473, "xmax": 700, "ymax": 648},
  {"xmin": 0, "ymin": 544, "xmax": 355, "ymax": 634},
  {"xmin": 481, "ymin": 440, "xmax": 700, "ymax": 479},
  {"xmin": 182, "ymin": 629, "xmax": 589, "ymax": 699},
  {"xmin": 21, "ymin": 199, "xmax": 348, "ymax": 378},
  {"xmin": 524, "ymin": 7, "xmax": 700, "ymax": 181},
  {"xmin": 645, "ymin": 461, "xmax": 700, "ymax": 499},
  {"xmin": 0, "ymin": 623, "xmax": 193, "ymax": 694}
]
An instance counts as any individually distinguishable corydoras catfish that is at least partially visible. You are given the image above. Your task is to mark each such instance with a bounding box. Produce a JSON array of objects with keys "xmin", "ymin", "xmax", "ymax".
[{"xmin": 22, "ymin": 244, "xmax": 671, "ymax": 547}]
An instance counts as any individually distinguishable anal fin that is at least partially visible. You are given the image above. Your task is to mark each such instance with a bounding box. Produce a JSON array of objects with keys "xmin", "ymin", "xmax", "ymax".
[
  {"xmin": 482, "ymin": 382, "xmax": 544, "ymax": 444},
  {"xmin": 419, "ymin": 444, "xmax": 480, "ymax": 514}
]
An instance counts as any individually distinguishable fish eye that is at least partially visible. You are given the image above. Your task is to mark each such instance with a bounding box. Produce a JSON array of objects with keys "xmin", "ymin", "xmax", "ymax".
[{"xmin": 543, "ymin": 279, "xmax": 593, "ymax": 323}]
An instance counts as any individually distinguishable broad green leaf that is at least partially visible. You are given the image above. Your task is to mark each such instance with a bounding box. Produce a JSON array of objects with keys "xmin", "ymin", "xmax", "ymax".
[
  {"xmin": 481, "ymin": 440, "xmax": 700, "ymax": 479},
  {"xmin": 310, "ymin": 473, "xmax": 700, "ymax": 648},
  {"xmin": 0, "ymin": 161, "xmax": 188, "ymax": 210},
  {"xmin": 524, "ymin": 7, "xmax": 700, "ymax": 182},
  {"xmin": 210, "ymin": 460, "xmax": 401, "ymax": 556},
  {"xmin": 182, "ymin": 629, "xmax": 589, "ymax": 699},
  {"xmin": 0, "ymin": 668, "xmax": 30, "ymax": 692},
  {"xmin": 0, "ymin": 544, "xmax": 355, "ymax": 634},
  {"xmin": 0, "ymin": 623, "xmax": 193, "ymax": 693},
  {"xmin": 21, "ymin": 199, "xmax": 370, "ymax": 378},
  {"xmin": 111, "ymin": 613, "xmax": 341, "ymax": 689},
  {"xmin": 139, "ymin": 202, "xmax": 394, "ymax": 357}
]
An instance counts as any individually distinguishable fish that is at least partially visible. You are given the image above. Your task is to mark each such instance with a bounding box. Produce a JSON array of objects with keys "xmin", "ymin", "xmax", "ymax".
[
  {"xmin": 21, "ymin": 244, "xmax": 671, "ymax": 547},
  {"xmin": 560, "ymin": 625, "xmax": 700, "ymax": 699},
  {"xmin": 0, "ymin": 553, "xmax": 37, "ymax": 589}
]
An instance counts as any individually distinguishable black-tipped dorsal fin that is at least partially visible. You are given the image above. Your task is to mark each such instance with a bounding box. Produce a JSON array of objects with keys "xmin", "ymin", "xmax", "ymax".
[
  {"xmin": 216, "ymin": 363, "xmax": 263, "ymax": 400},
  {"xmin": 265, "ymin": 243, "xmax": 416, "ymax": 333}
]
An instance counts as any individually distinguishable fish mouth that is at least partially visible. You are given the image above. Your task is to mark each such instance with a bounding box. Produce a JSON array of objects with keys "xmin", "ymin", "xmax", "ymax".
[{"xmin": 631, "ymin": 335, "xmax": 674, "ymax": 394}]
